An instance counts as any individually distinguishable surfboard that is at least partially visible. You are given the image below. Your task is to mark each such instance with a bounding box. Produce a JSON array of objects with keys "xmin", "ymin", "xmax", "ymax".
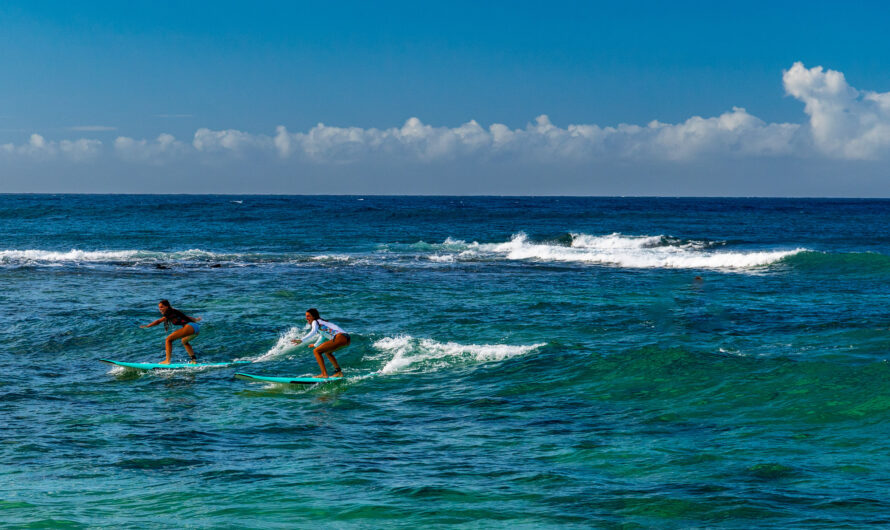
[
  {"xmin": 100, "ymin": 359, "xmax": 252, "ymax": 370},
  {"xmin": 234, "ymin": 372, "xmax": 342, "ymax": 385}
]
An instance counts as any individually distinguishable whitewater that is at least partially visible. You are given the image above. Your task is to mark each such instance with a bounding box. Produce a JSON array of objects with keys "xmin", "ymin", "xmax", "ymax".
[{"xmin": 1, "ymin": 232, "xmax": 807, "ymax": 270}]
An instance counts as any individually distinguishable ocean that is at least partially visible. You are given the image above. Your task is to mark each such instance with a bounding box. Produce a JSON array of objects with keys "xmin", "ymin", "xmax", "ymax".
[{"xmin": 2, "ymin": 195, "xmax": 889, "ymax": 527}]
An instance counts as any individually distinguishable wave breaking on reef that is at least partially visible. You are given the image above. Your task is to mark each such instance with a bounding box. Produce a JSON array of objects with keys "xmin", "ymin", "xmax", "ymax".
[
  {"xmin": 0, "ymin": 232, "xmax": 806, "ymax": 271},
  {"xmin": 370, "ymin": 335, "xmax": 545, "ymax": 374},
  {"xmin": 420, "ymin": 232, "xmax": 805, "ymax": 269}
]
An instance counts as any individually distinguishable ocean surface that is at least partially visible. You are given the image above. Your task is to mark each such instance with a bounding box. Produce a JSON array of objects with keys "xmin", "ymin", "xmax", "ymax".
[{"xmin": 2, "ymin": 195, "xmax": 890, "ymax": 528}]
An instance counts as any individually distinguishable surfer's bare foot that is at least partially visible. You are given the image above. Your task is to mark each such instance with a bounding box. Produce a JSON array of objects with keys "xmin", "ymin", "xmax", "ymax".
[
  {"xmin": 331, "ymin": 370, "xmax": 343, "ymax": 378},
  {"xmin": 159, "ymin": 360, "xmax": 171, "ymax": 365}
]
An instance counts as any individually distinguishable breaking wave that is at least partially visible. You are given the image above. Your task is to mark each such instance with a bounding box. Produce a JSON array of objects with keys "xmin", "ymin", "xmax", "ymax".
[
  {"xmin": 1, "ymin": 232, "xmax": 806, "ymax": 271},
  {"xmin": 242, "ymin": 326, "xmax": 305, "ymax": 363},
  {"xmin": 422, "ymin": 232, "xmax": 805, "ymax": 270},
  {"xmin": 0, "ymin": 249, "xmax": 350, "ymax": 268},
  {"xmin": 0, "ymin": 248, "xmax": 249, "ymax": 266},
  {"xmin": 370, "ymin": 335, "xmax": 545, "ymax": 374}
]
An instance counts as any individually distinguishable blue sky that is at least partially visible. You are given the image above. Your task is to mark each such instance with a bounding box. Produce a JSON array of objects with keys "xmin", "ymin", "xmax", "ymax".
[{"xmin": 2, "ymin": 1, "xmax": 890, "ymax": 195}]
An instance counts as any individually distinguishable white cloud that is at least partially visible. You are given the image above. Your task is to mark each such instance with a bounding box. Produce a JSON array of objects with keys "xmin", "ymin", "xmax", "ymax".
[
  {"xmin": 114, "ymin": 133, "xmax": 186, "ymax": 163},
  {"xmin": 264, "ymin": 109, "xmax": 797, "ymax": 164},
  {"xmin": 3, "ymin": 62, "xmax": 890, "ymax": 173},
  {"xmin": 784, "ymin": 61, "xmax": 890, "ymax": 159},
  {"xmin": 59, "ymin": 138, "xmax": 103, "ymax": 160},
  {"xmin": 0, "ymin": 133, "xmax": 101, "ymax": 161},
  {"xmin": 192, "ymin": 128, "xmax": 273, "ymax": 154},
  {"xmin": 272, "ymin": 117, "xmax": 494, "ymax": 162}
]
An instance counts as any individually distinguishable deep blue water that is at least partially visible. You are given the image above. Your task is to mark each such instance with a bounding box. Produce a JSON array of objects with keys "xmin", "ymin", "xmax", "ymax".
[{"xmin": 2, "ymin": 195, "xmax": 890, "ymax": 527}]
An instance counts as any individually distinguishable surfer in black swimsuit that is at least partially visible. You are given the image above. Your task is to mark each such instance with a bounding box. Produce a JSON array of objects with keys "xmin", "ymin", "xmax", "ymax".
[{"xmin": 140, "ymin": 300, "xmax": 202, "ymax": 364}]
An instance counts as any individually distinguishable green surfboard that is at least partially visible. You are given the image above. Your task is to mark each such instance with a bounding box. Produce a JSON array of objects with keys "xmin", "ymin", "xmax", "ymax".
[
  {"xmin": 235, "ymin": 372, "xmax": 342, "ymax": 385},
  {"xmin": 100, "ymin": 359, "xmax": 252, "ymax": 370}
]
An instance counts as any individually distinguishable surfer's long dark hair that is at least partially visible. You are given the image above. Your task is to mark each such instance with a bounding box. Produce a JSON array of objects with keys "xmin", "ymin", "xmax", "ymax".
[
  {"xmin": 307, "ymin": 308, "xmax": 321, "ymax": 320},
  {"xmin": 160, "ymin": 299, "xmax": 193, "ymax": 331}
]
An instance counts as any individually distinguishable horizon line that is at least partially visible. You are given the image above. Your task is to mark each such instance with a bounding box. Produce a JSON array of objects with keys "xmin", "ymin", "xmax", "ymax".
[{"xmin": 1, "ymin": 193, "xmax": 889, "ymax": 200}]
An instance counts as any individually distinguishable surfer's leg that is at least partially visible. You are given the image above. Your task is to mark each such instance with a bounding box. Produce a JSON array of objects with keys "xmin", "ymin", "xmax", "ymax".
[
  {"xmin": 315, "ymin": 335, "xmax": 348, "ymax": 377},
  {"xmin": 311, "ymin": 347, "xmax": 329, "ymax": 378},
  {"xmin": 324, "ymin": 352, "xmax": 342, "ymax": 375},
  {"xmin": 181, "ymin": 335, "xmax": 197, "ymax": 362},
  {"xmin": 163, "ymin": 327, "xmax": 193, "ymax": 364}
]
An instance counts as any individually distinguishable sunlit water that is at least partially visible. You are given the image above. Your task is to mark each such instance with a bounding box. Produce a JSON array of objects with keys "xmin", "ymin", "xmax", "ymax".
[{"xmin": 2, "ymin": 195, "xmax": 890, "ymax": 527}]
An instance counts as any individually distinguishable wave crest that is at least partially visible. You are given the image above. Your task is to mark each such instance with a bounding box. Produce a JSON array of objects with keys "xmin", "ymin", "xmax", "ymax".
[
  {"xmin": 242, "ymin": 327, "xmax": 305, "ymax": 362},
  {"xmin": 1, "ymin": 233, "xmax": 806, "ymax": 271},
  {"xmin": 371, "ymin": 335, "xmax": 545, "ymax": 374},
  {"xmin": 427, "ymin": 232, "xmax": 804, "ymax": 270}
]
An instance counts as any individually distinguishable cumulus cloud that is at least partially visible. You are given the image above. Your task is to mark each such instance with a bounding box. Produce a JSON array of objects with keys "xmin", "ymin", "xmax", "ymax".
[
  {"xmin": 0, "ymin": 133, "xmax": 102, "ymax": 161},
  {"xmin": 3, "ymin": 62, "xmax": 890, "ymax": 173},
  {"xmin": 254, "ymin": 108, "xmax": 798, "ymax": 164},
  {"xmin": 114, "ymin": 133, "xmax": 186, "ymax": 163},
  {"xmin": 784, "ymin": 61, "xmax": 890, "ymax": 159},
  {"xmin": 192, "ymin": 127, "xmax": 273, "ymax": 153},
  {"xmin": 272, "ymin": 117, "xmax": 493, "ymax": 162},
  {"xmin": 59, "ymin": 138, "xmax": 104, "ymax": 160}
]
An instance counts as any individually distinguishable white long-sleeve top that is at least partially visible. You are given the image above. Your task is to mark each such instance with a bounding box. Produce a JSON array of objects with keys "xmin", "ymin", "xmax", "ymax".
[{"xmin": 300, "ymin": 319, "xmax": 347, "ymax": 346}]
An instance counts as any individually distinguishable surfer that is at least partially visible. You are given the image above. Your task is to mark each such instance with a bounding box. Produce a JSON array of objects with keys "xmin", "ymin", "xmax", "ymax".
[
  {"xmin": 291, "ymin": 308, "xmax": 349, "ymax": 378},
  {"xmin": 140, "ymin": 300, "xmax": 202, "ymax": 364}
]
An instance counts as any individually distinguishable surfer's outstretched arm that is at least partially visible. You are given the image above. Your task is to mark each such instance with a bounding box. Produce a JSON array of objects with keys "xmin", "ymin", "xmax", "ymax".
[
  {"xmin": 291, "ymin": 319, "xmax": 319, "ymax": 345},
  {"xmin": 141, "ymin": 317, "xmax": 166, "ymax": 328}
]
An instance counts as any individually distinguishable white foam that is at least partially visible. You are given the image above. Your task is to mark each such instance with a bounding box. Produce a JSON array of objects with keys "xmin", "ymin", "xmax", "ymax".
[
  {"xmin": 370, "ymin": 335, "xmax": 545, "ymax": 374},
  {"xmin": 2, "ymin": 232, "xmax": 805, "ymax": 271},
  {"xmin": 569, "ymin": 232, "xmax": 666, "ymax": 249},
  {"xmin": 0, "ymin": 248, "xmax": 232, "ymax": 265},
  {"xmin": 0, "ymin": 248, "xmax": 292, "ymax": 267},
  {"xmin": 243, "ymin": 326, "xmax": 303, "ymax": 362},
  {"xmin": 424, "ymin": 232, "xmax": 804, "ymax": 270},
  {"xmin": 0, "ymin": 249, "xmax": 141, "ymax": 264},
  {"xmin": 311, "ymin": 254, "xmax": 352, "ymax": 262},
  {"xmin": 107, "ymin": 365, "xmax": 129, "ymax": 376}
]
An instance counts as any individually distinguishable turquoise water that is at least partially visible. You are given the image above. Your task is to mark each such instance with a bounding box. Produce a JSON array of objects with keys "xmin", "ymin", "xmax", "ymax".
[{"xmin": 2, "ymin": 195, "xmax": 890, "ymax": 527}]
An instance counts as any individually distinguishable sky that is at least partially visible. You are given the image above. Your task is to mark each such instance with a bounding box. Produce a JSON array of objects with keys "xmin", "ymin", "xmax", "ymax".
[{"xmin": 2, "ymin": 1, "xmax": 890, "ymax": 195}]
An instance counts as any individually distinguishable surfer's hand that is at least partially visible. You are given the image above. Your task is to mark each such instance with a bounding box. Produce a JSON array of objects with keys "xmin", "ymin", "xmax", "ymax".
[
  {"xmin": 195, "ymin": 317, "xmax": 202, "ymax": 321},
  {"xmin": 291, "ymin": 339, "xmax": 302, "ymax": 345}
]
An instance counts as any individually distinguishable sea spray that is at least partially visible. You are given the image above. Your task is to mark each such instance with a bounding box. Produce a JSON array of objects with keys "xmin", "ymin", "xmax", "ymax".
[
  {"xmin": 371, "ymin": 335, "xmax": 546, "ymax": 374},
  {"xmin": 434, "ymin": 232, "xmax": 806, "ymax": 269},
  {"xmin": 1, "ymin": 233, "xmax": 805, "ymax": 271},
  {"xmin": 242, "ymin": 327, "xmax": 305, "ymax": 362}
]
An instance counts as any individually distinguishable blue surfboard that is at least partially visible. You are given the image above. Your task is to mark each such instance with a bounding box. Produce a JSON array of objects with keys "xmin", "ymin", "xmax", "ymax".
[
  {"xmin": 235, "ymin": 372, "xmax": 342, "ymax": 385},
  {"xmin": 100, "ymin": 359, "xmax": 252, "ymax": 370}
]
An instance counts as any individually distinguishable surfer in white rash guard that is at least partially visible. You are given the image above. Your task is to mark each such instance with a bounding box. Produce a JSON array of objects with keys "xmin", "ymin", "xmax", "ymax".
[{"xmin": 291, "ymin": 308, "xmax": 350, "ymax": 378}]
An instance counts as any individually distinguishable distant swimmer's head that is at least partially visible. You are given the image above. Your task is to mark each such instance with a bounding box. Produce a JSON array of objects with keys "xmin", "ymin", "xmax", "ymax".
[{"xmin": 306, "ymin": 308, "xmax": 320, "ymax": 323}]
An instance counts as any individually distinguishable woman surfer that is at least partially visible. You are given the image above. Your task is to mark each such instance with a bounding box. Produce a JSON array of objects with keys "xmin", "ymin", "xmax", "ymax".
[
  {"xmin": 140, "ymin": 299, "xmax": 202, "ymax": 364},
  {"xmin": 291, "ymin": 308, "xmax": 349, "ymax": 378}
]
